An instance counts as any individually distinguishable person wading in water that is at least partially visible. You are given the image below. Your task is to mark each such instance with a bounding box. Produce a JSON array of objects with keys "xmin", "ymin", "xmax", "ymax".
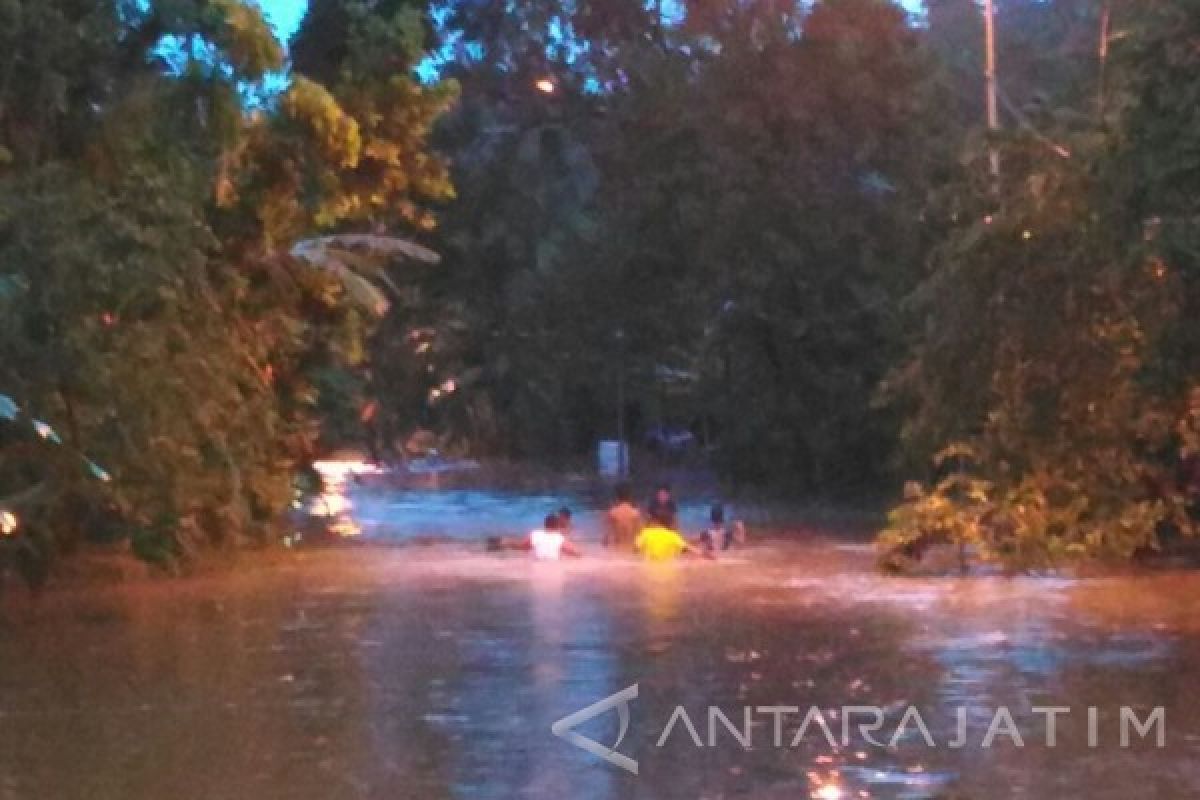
[{"xmin": 604, "ymin": 483, "xmax": 643, "ymax": 550}]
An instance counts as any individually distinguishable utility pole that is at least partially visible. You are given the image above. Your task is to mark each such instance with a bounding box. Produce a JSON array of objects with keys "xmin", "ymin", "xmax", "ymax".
[
  {"xmin": 615, "ymin": 328, "xmax": 627, "ymax": 478},
  {"xmin": 1097, "ymin": 3, "xmax": 1111, "ymax": 117},
  {"xmin": 984, "ymin": 0, "xmax": 1000, "ymax": 179}
]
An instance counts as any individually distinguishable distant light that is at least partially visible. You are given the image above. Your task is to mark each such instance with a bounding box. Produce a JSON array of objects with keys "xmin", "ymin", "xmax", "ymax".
[
  {"xmin": 535, "ymin": 78, "xmax": 556, "ymax": 94},
  {"xmin": 983, "ymin": 215, "xmax": 993, "ymax": 225},
  {"xmin": 813, "ymin": 784, "xmax": 843, "ymax": 800},
  {"xmin": 440, "ymin": 379, "xmax": 457, "ymax": 394},
  {"xmin": 329, "ymin": 518, "xmax": 362, "ymax": 537},
  {"xmin": 32, "ymin": 420, "xmax": 61, "ymax": 443},
  {"xmin": 309, "ymin": 490, "xmax": 351, "ymax": 518},
  {"xmin": 0, "ymin": 510, "xmax": 17, "ymax": 536},
  {"xmin": 1022, "ymin": 229, "xmax": 1033, "ymax": 240}
]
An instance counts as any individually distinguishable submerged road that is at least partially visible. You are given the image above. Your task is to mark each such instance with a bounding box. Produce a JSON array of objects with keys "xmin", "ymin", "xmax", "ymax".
[{"xmin": 2, "ymin": 533, "xmax": 1200, "ymax": 799}]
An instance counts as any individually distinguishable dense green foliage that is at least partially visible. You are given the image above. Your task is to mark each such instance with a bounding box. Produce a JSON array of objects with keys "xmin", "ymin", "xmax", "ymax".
[
  {"xmin": 603, "ymin": 0, "xmax": 940, "ymax": 491},
  {"xmin": 384, "ymin": 0, "xmax": 949, "ymax": 493},
  {"xmin": 0, "ymin": 0, "xmax": 451, "ymax": 566},
  {"xmin": 881, "ymin": 0, "xmax": 1200, "ymax": 567}
]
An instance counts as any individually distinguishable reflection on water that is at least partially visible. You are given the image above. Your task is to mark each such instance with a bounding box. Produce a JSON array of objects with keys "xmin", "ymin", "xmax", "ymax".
[
  {"xmin": 352, "ymin": 488, "xmax": 583, "ymax": 540},
  {"xmin": 307, "ymin": 460, "xmax": 387, "ymax": 537},
  {"xmin": 3, "ymin": 526, "xmax": 1200, "ymax": 797}
]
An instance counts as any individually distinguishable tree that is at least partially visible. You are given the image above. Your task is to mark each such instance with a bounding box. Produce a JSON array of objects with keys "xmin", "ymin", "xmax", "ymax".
[
  {"xmin": 0, "ymin": 0, "xmax": 455, "ymax": 569},
  {"xmin": 879, "ymin": 0, "xmax": 1200, "ymax": 568},
  {"xmin": 578, "ymin": 0, "xmax": 944, "ymax": 493},
  {"xmin": 289, "ymin": 0, "xmax": 456, "ymax": 235}
]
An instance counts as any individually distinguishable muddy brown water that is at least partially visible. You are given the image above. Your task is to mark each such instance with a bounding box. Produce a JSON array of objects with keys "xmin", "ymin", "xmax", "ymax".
[{"xmin": 2, "ymin": 535, "xmax": 1200, "ymax": 799}]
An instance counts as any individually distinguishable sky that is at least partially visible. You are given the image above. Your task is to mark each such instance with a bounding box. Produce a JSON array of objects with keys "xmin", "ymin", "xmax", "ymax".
[
  {"xmin": 256, "ymin": 0, "xmax": 927, "ymax": 46},
  {"xmin": 258, "ymin": 0, "xmax": 308, "ymax": 44}
]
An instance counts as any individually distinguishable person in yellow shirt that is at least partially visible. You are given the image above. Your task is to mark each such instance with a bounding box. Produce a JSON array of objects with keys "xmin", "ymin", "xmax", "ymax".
[{"xmin": 635, "ymin": 513, "xmax": 708, "ymax": 561}]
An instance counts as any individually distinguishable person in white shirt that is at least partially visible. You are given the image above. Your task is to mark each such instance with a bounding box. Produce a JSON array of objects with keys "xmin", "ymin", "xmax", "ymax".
[
  {"xmin": 698, "ymin": 504, "xmax": 747, "ymax": 556},
  {"xmin": 528, "ymin": 514, "xmax": 581, "ymax": 561}
]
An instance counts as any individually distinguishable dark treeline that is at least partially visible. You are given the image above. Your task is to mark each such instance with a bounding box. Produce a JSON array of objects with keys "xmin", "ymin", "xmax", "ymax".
[{"xmin": 2, "ymin": 0, "xmax": 1198, "ymax": 569}]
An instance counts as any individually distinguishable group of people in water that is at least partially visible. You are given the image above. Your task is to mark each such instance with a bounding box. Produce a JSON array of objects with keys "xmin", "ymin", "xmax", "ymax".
[{"xmin": 496, "ymin": 483, "xmax": 746, "ymax": 562}]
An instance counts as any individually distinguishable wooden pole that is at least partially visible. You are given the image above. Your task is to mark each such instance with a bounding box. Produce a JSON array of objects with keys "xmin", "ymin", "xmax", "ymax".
[{"xmin": 984, "ymin": 0, "xmax": 1000, "ymax": 178}]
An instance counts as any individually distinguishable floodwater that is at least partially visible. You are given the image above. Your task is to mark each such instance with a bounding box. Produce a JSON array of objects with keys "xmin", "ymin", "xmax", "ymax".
[
  {"xmin": 347, "ymin": 484, "xmax": 721, "ymax": 541},
  {"xmin": 4, "ymin": 492, "xmax": 1200, "ymax": 799}
]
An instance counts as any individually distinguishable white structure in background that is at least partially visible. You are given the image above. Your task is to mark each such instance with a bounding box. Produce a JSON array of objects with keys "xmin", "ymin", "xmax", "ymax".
[{"xmin": 597, "ymin": 440, "xmax": 629, "ymax": 478}]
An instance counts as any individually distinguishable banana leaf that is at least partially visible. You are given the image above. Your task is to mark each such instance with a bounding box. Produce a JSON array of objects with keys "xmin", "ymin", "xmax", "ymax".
[{"xmin": 290, "ymin": 235, "xmax": 441, "ymax": 317}]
